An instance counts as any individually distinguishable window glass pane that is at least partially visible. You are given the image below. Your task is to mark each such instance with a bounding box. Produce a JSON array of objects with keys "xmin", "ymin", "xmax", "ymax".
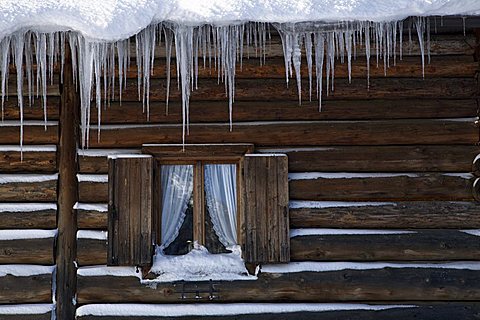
[
  {"xmin": 204, "ymin": 164, "xmax": 237, "ymax": 253},
  {"xmin": 161, "ymin": 165, "xmax": 194, "ymax": 255}
]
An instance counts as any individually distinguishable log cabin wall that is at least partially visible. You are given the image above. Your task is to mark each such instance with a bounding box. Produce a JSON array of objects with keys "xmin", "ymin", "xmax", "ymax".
[{"xmin": 0, "ymin": 18, "xmax": 479, "ymax": 320}]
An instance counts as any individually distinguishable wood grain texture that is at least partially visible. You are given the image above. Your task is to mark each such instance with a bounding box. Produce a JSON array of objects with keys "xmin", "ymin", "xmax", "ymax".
[
  {"xmin": 278, "ymin": 145, "xmax": 480, "ymax": 173},
  {"xmin": 0, "ymin": 238, "xmax": 54, "ymax": 264},
  {"xmin": 289, "ymin": 173, "xmax": 474, "ymax": 201},
  {"xmin": 77, "ymin": 267, "xmax": 480, "ymax": 303},
  {"xmin": 0, "ymin": 274, "xmax": 52, "ymax": 303},
  {"xmin": 92, "ymin": 99, "xmax": 478, "ymax": 125},
  {"xmin": 290, "ymin": 230, "xmax": 480, "ymax": 261},
  {"xmin": 0, "ymin": 209, "xmax": 56, "ymax": 229},
  {"xmin": 77, "ymin": 237, "xmax": 108, "ymax": 266},
  {"xmin": 79, "ymin": 181, "xmax": 108, "ymax": 203},
  {"xmin": 0, "ymin": 151, "xmax": 57, "ymax": 172},
  {"xmin": 110, "ymin": 78, "xmax": 478, "ymax": 102},
  {"xmin": 0, "ymin": 180, "xmax": 57, "ymax": 202},
  {"xmin": 0, "ymin": 125, "xmax": 58, "ymax": 144},
  {"xmin": 88, "ymin": 119, "xmax": 478, "ymax": 148},
  {"xmin": 289, "ymin": 201, "xmax": 480, "ymax": 229},
  {"xmin": 1, "ymin": 97, "xmax": 59, "ymax": 120},
  {"xmin": 77, "ymin": 209, "xmax": 108, "ymax": 229}
]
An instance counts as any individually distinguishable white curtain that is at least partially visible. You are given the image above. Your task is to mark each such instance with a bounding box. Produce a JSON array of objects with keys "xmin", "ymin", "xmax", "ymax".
[
  {"xmin": 204, "ymin": 164, "xmax": 237, "ymax": 247},
  {"xmin": 160, "ymin": 165, "xmax": 193, "ymax": 248}
]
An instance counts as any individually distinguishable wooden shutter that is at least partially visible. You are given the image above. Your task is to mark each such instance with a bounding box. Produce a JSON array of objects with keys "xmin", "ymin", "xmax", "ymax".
[
  {"xmin": 108, "ymin": 155, "xmax": 153, "ymax": 266},
  {"xmin": 242, "ymin": 154, "xmax": 289, "ymax": 263}
]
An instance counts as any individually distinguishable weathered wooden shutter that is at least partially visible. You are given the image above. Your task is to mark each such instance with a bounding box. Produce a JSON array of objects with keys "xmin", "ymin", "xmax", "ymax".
[
  {"xmin": 108, "ymin": 155, "xmax": 153, "ymax": 266},
  {"xmin": 242, "ymin": 154, "xmax": 289, "ymax": 263}
]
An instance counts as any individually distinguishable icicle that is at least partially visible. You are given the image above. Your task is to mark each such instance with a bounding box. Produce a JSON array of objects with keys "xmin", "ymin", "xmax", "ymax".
[
  {"xmin": 415, "ymin": 17, "xmax": 426, "ymax": 78},
  {"xmin": 13, "ymin": 33, "xmax": 25, "ymax": 159}
]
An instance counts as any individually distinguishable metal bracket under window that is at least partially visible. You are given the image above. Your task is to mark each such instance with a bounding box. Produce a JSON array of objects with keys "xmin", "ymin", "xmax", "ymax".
[{"xmin": 178, "ymin": 280, "xmax": 219, "ymax": 300}]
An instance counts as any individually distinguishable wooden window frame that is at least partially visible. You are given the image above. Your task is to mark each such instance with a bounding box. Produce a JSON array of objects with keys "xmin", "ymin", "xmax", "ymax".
[{"xmin": 142, "ymin": 144, "xmax": 254, "ymax": 251}]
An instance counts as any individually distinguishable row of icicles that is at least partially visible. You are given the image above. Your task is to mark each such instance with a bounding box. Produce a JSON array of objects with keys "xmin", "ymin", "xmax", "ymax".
[{"xmin": 0, "ymin": 17, "xmax": 436, "ymax": 149}]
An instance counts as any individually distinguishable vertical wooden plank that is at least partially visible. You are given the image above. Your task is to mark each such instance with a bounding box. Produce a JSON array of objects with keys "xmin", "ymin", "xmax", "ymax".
[
  {"xmin": 107, "ymin": 158, "xmax": 116, "ymax": 264},
  {"xmin": 193, "ymin": 162, "xmax": 205, "ymax": 245},
  {"xmin": 243, "ymin": 154, "xmax": 289, "ymax": 263},
  {"xmin": 108, "ymin": 156, "xmax": 153, "ymax": 266},
  {"xmin": 153, "ymin": 160, "xmax": 162, "ymax": 245},
  {"xmin": 56, "ymin": 40, "xmax": 79, "ymax": 320}
]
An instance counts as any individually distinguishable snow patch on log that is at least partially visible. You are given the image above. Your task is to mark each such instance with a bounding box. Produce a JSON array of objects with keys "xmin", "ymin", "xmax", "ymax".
[
  {"xmin": 461, "ymin": 230, "xmax": 480, "ymax": 236},
  {"xmin": 0, "ymin": 229, "xmax": 57, "ymax": 240},
  {"xmin": 262, "ymin": 261, "xmax": 480, "ymax": 273},
  {"xmin": 77, "ymin": 230, "xmax": 107, "ymax": 240},
  {"xmin": 0, "ymin": 304, "xmax": 53, "ymax": 315},
  {"xmin": 0, "ymin": 145, "xmax": 56, "ymax": 152},
  {"xmin": 289, "ymin": 201, "xmax": 396, "ymax": 209},
  {"xmin": 0, "ymin": 203, "xmax": 56, "ymax": 212},
  {"xmin": 0, "ymin": 173, "xmax": 58, "ymax": 184},
  {"xmin": 73, "ymin": 203, "xmax": 108, "ymax": 212},
  {"xmin": 77, "ymin": 149, "xmax": 141, "ymax": 157},
  {"xmin": 77, "ymin": 266, "xmax": 140, "ymax": 278},
  {"xmin": 290, "ymin": 229, "xmax": 416, "ymax": 237},
  {"xmin": 442, "ymin": 173, "xmax": 474, "ymax": 179},
  {"xmin": 76, "ymin": 174, "xmax": 108, "ymax": 183},
  {"xmin": 0, "ymin": 265, "xmax": 54, "ymax": 277},
  {"xmin": 76, "ymin": 303, "xmax": 416, "ymax": 317},
  {"xmin": 289, "ymin": 172, "xmax": 419, "ymax": 180}
]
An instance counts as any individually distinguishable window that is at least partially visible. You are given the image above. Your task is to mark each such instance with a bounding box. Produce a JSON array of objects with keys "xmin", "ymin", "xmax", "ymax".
[
  {"xmin": 159, "ymin": 162, "xmax": 238, "ymax": 255},
  {"xmin": 107, "ymin": 144, "xmax": 290, "ymax": 269}
]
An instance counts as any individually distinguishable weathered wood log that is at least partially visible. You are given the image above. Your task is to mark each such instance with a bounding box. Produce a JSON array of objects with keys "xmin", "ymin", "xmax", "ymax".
[
  {"xmin": 87, "ymin": 119, "xmax": 477, "ymax": 148},
  {"xmin": 110, "ymin": 78, "xmax": 478, "ymax": 102},
  {"xmin": 91, "ymin": 99, "xmax": 478, "ymax": 125},
  {"xmin": 76, "ymin": 303, "xmax": 480, "ymax": 320},
  {"xmin": 0, "ymin": 209, "xmax": 56, "ymax": 229},
  {"xmin": 0, "ymin": 150, "xmax": 57, "ymax": 172},
  {"xmin": 289, "ymin": 201, "xmax": 480, "ymax": 229},
  {"xmin": 0, "ymin": 238, "xmax": 54, "ymax": 264},
  {"xmin": 1, "ymin": 97, "xmax": 60, "ymax": 120},
  {"xmin": 274, "ymin": 145, "xmax": 480, "ymax": 173},
  {"xmin": 130, "ymin": 33, "xmax": 476, "ymax": 59},
  {"xmin": 124, "ymin": 55, "xmax": 477, "ymax": 79},
  {"xmin": 56, "ymin": 41, "xmax": 80, "ymax": 320},
  {"xmin": 78, "ymin": 209, "xmax": 108, "ymax": 229},
  {"xmin": 0, "ymin": 314, "xmax": 52, "ymax": 320},
  {"xmin": 0, "ymin": 180, "xmax": 57, "ymax": 202},
  {"xmin": 0, "ymin": 125, "xmax": 58, "ymax": 144},
  {"xmin": 290, "ymin": 230, "xmax": 480, "ymax": 261},
  {"xmin": 289, "ymin": 173, "xmax": 474, "ymax": 201},
  {"xmin": 77, "ymin": 267, "xmax": 480, "ymax": 303},
  {"xmin": 77, "ymin": 237, "xmax": 108, "ymax": 266},
  {"xmin": 78, "ymin": 181, "xmax": 108, "ymax": 203},
  {"xmin": 0, "ymin": 274, "xmax": 52, "ymax": 303}
]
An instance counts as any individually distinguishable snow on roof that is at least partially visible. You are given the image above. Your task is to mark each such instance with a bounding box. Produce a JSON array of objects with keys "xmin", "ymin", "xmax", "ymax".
[
  {"xmin": 76, "ymin": 303, "xmax": 416, "ymax": 317},
  {"xmin": 0, "ymin": 1, "xmax": 479, "ymax": 41}
]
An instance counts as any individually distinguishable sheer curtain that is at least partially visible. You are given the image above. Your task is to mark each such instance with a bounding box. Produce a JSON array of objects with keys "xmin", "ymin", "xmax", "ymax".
[
  {"xmin": 204, "ymin": 164, "xmax": 237, "ymax": 247},
  {"xmin": 160, "ymin": 165, "xmax": 193, "ymax": 248}
]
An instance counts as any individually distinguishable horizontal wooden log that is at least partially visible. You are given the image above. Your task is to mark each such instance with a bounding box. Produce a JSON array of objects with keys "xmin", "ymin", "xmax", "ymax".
[
  {"xmin": 78, "ymin": 210, "xmax": 108, "ymax": 229},
  {"xmin": 125, "ymin": 55, "xmax": 477, "ymax": 79},
  {"xmin": 0, "ymin": 150, "xmax": 57, "ymax": 172},
  {"xmin": 271, "ymin": 145, "xmax": 480, "ymax": 173},
  {"xmin": 88, "ymin": 119, "xmax": 478, "ymax": 148},
  {"xmin": 134, "ymin": 34, "xmax": 476, "ymax": 59},
  {"xmin": 112, "ymin": 78, "xmax": 478, "ymax": 102},
  {"xmin": 289, "ymin": 173, "xmax": 474, "ymax": 201},
  {"xmin": 290, "ymin": 230, "xmax": 480, "ymax": 261},
  {"xmin": 77, "ymin": 237, "xmax": 108, "ymax": 266},
  {"xmin": 0, "ymin": 210, "xmax": 56, "ymax": 229},
  {"xmin": 0, "ymin": 238, "xmax": 54, "ymax": 264},
  {"xmin": 79, "ymin": 181, "xmax": 108, "ymax": 203},
  {"xmin": 289, "ymin": 201, "xmax": 480, "ymax": 229},
  {"xmin": 92, "ymin": 99, "xmax": 478, "ymax": 125},
  {"xmin": 1, "ymin": 97, "xmax": 60, "ymax": 120},
  {"xmin": 0, "ymin": 180, "xmax": 57, "ymax": 202},
  {"xmin": 77, "ymin": 267, "xmax": 480, "ymax": 303},
  {"xmin": 0, "ymin": 125, "xmax": 58, "ymax": 144},
  {"xmin": 0, "ymin": 274, "xmax": 52, "ymax": 303},
  {"xmin": 76, "ymin": 303, "xmax": 480, "ymax": 320},
  {"xmin": 0, "ymin": 314, "xmax": 52, "ymax": 320}
]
